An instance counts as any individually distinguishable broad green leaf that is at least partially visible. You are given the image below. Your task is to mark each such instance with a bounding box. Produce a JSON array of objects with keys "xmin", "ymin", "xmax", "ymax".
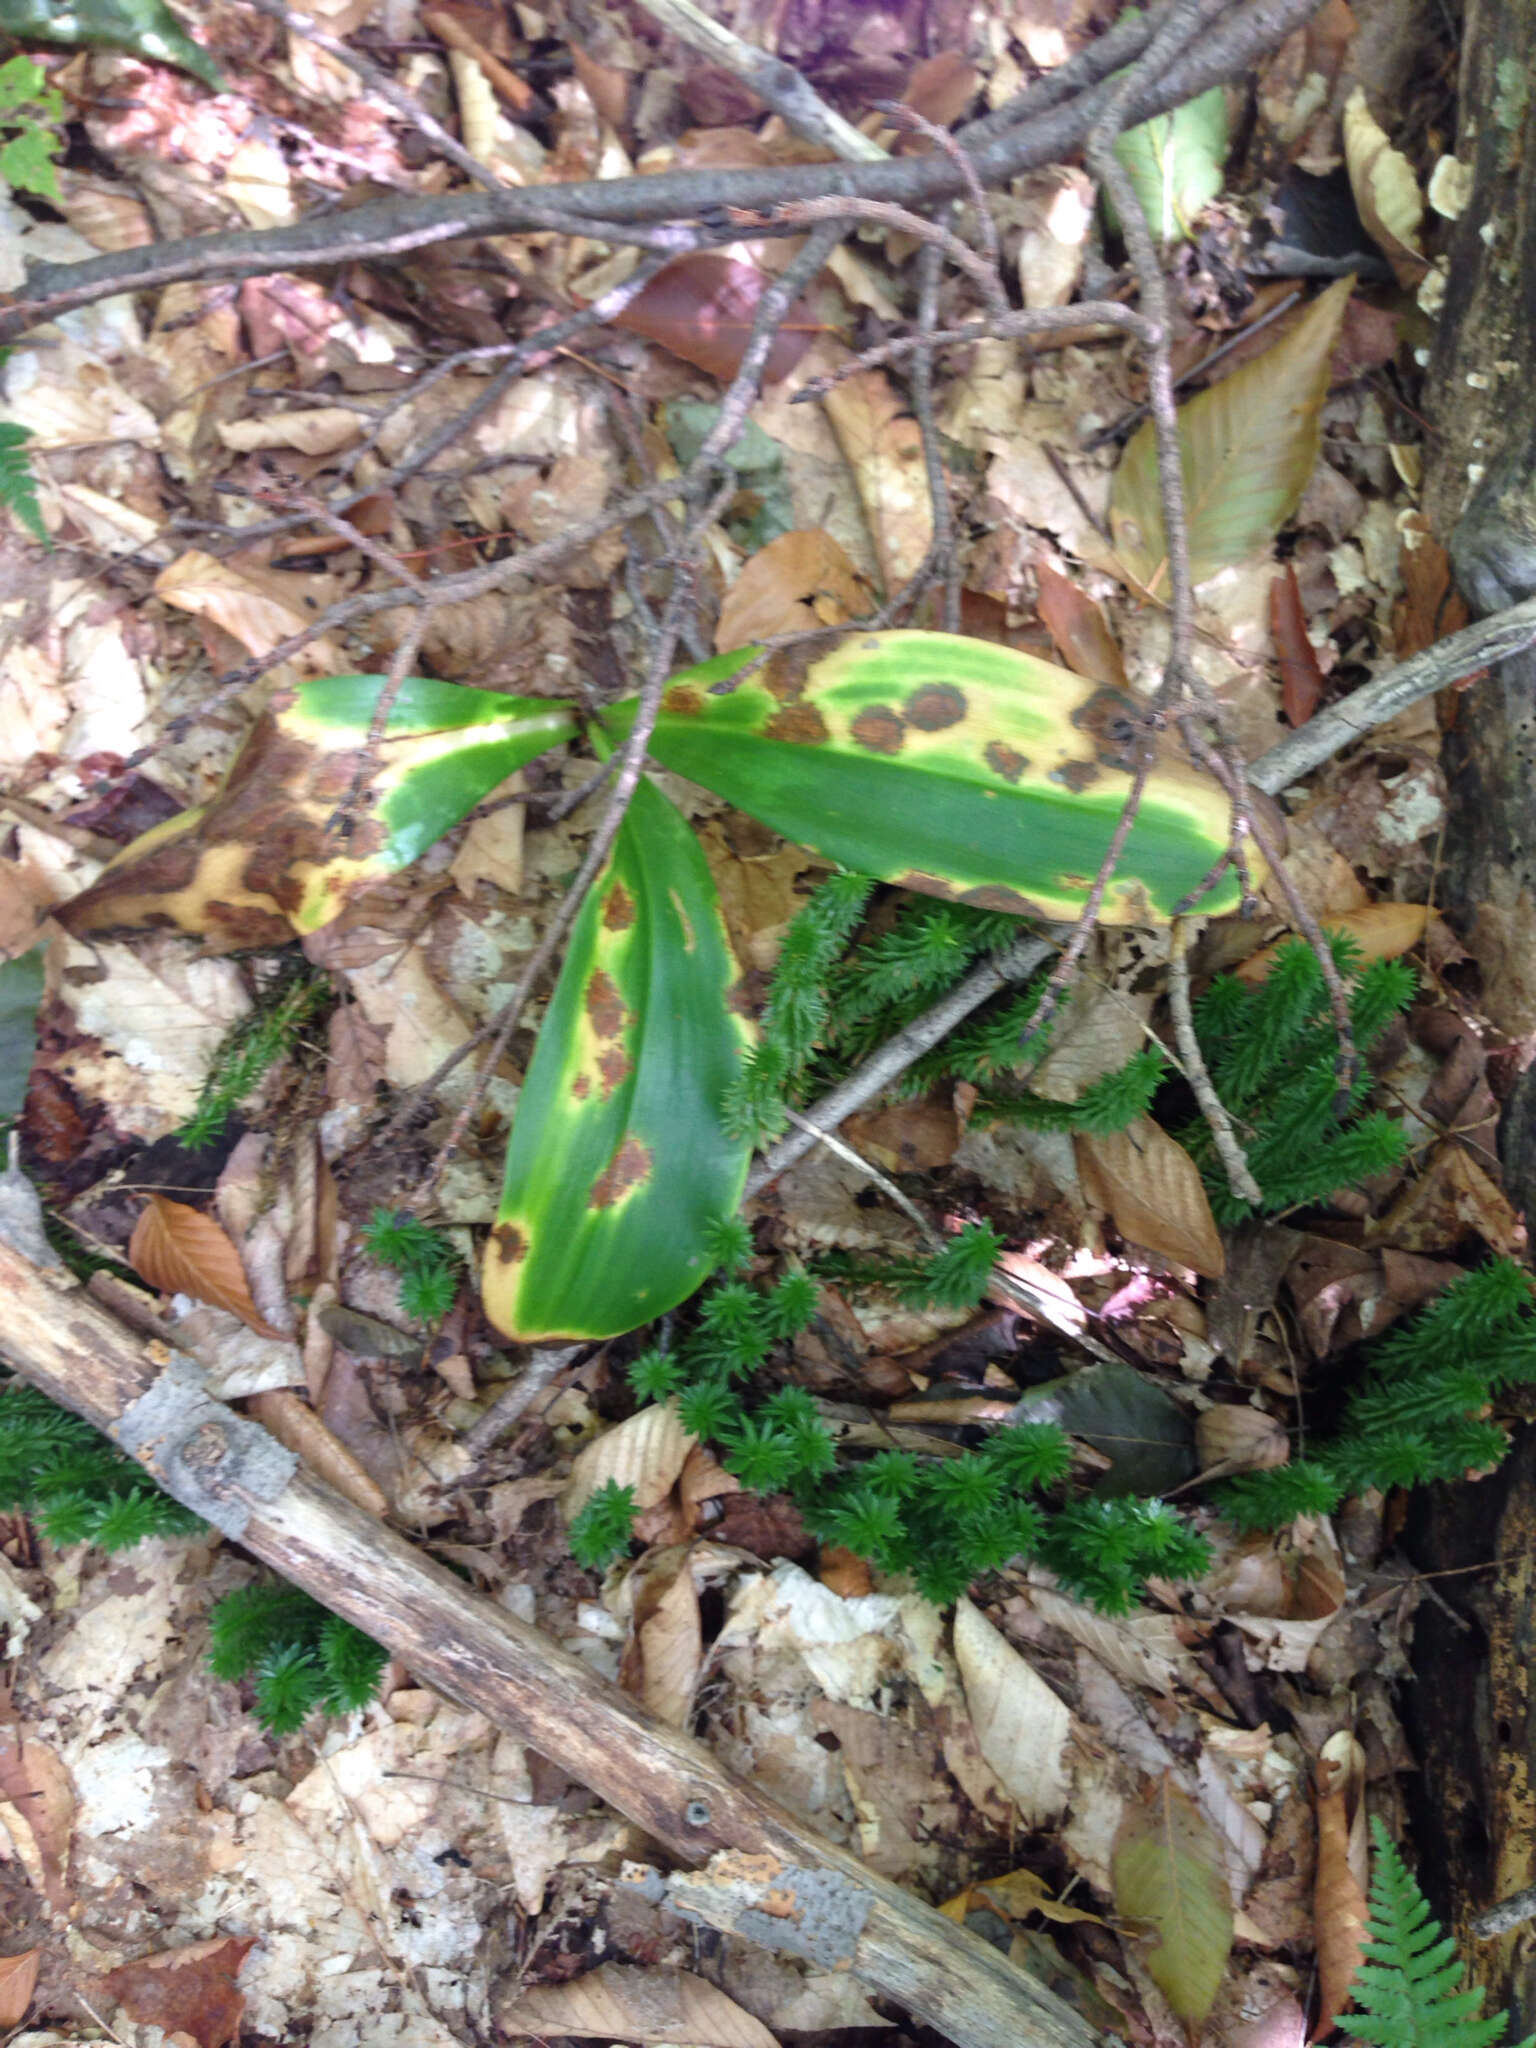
[
  {"xmin": 483, "ymin": 773, "xmax": 753, "ymax": 1343},
  {"xmin": 1110, "ymin": 275, "xmax": 1355, "ymax": 591},
  {"xmin": 1110, "ymin": 87, "xmax": 1228, "ymax": 246},
  {"xmin": 1014, "ymin": 1360, "xmax": 1195, "ymax": 1497},
  {"xmin": 606, "ymin": 630, "xmax": 1251, "ymax": 924},
  {"xmin": 56, "ymin": 676, "xmax": 575, "ymax": 946},
  {"xmin": 0, "ymin": 123, "xmax": 59, "ymax": 199},
  {"xmin": 0, "ymin": 54, "xmax": 48, "ymax": 111},
  {"xmin": 0, "ymin": 0, "xmax": 223, "ymax": 88},
  {"xmin": 0, "ymin": 943, "xmax": 44, "ymax": 1120},
  {"xmin": 1112, "ymin": 1776, "xmax": 1233, "ymax": 2025}
]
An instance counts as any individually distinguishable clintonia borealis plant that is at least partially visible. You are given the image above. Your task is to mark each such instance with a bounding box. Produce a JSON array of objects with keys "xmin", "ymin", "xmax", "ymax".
[{"xmin": 57, "ymin": 631, "xmax": 1256, "ymax": 1346}]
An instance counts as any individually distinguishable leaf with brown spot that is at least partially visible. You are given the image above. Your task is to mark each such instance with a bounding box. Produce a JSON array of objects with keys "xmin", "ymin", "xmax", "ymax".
[
  {"xmin": 1077, "ymin": 1116, "xmax": 1226, "ymax": 1278},
  {"xmin": 129, "ymin": 1194, "xmax": 287, "ymax": 1338},
  {"xmin": 101, "ymin": 1935, "xmax": 257, "ymax": 2048}
]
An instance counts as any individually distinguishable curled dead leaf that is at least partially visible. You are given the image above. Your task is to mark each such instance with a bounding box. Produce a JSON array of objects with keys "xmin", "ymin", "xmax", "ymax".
[
  {"xmin": 1312, "ymin": 1731, "xmax": 1369, "ymax": 2037},
  {"xmin": 129, "ymin": 1194, "xmax": 287, "ymax": 1340},
  {"xmin": 1342, "ymin": 89, "xmax": 1428, "ymax": 287},
  {"xmin": 1237, "ymin": 903, "xmax": 1428, "ymax": 982},
  {"xmin": 1196, "ymin": 1403, "xmax": 1291, "ymax": 1477}
]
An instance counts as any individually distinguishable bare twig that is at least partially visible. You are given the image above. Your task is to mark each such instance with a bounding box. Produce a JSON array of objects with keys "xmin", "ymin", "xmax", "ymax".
[
  {"xmin": 460, "ymin": 1344, "xmax": 586, "ymax": 1460},
  {"xmin": 1167, "ymin": 917, "xmax": 1262, "ymax": 1204},
  {"xmin": 634, "ymin": 0, "xmax": 887, "ymax": 162},
  {"xmin": 730, "ymin": 197, "xmax": 1010, "ymax": 316},
  {"xmin": 791, "ymin": 302, "xmax": 1155, "ymax": 397},
  {"xmin": 747, "ymin": 934, "xmax": 1056, "ymax": 1194},
  {"xmin": 782, "ymin": 1109, "xmax": 944, "ymax": 1248}
]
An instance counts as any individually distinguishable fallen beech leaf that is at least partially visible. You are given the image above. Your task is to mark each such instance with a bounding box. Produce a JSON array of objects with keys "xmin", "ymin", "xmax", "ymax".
[
  {"xmin": 1270, "ymin": 563, "xmax": 1325, "ymax": 726},
  {"xmin": 1343, "ymin": 89, "xmax": 1427, "ymax": 287},
  {"xmin": 1113, "ymin": 1774, "xmax": 1233, "ymax": 2026},
  {"xmin": 1237, "ymin": 903, "xmax": 1428, "ymax": 982},
  {"xmin": 153, "ymin": 550, "xmax": 343, "ymax": 675},
  {"xmin": 562, "ymin": 1399, "xmax": 696, "ymax": 1520},
  {"xmin": 612, "ymin": 253, "xmax": 817, "ymax": 384},
  {"xmin": 129, "ymin": 1194, "xmax": 286, "ymax": 1339},
  {"xmin": 501, "ymin": 1964, "xmax": 777, "ymax": 2048},
  {"xmin": 0, "ymin": 1738, "xmax": 73, "ymax": 1908},
  {"xmin": 1312, "ymin": 1731, "xmax": 1369, "ymax": 2036},
  {"xmin": 1196, "ymin": 1402, "xmax": 1290, "ymax": 1476},
  {"xmin": 0, "ymin": 1948, "xmax": 38, "ymax": 2029},
  {"xmin": 1035, "ymin": 557, "xmax": 1128, "ymax": 689},
  {"xmin": 1366, "ymin": 1140, "xmax": 1526, "ymax": 1259},
  {"xmin": 101, "ymin": 1936, "xmax": 257, "ymax": 2048},
  {"xmin": 953, "ymin": 1595, "xmax": 1069, "ymax": 1826},
  {"xmin": 715, "ymin": 528, "xmax": 870, "ymax": 649},
  {"xmin": 1076, "ymin": 1116, "xmax": 1226, "ymax": 1278},
  {"xmin": 821, "ymin": 358, "xmax": 934, "ymax": 590},
  {"xmin": 620, "ymin": 1544, "xmax": 703, "ymax": 1730},
  {"xmin": 217, "ymin": 409, "xmax": 361, "ymax": 456},
  {"xmin": 246, "ymin": 1389, "xmax": 388, "ymax": 1516}
]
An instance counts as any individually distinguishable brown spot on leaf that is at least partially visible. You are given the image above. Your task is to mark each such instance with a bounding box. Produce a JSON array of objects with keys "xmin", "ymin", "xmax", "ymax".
[
  {"xmin": 765, "ymin": 704, "xmax": 830, "ymax": 745},
  {"xmin": 960, "ymin": 884, "xmax": 1047, "ymax": 918},
  {"xmin": 597, "ymin": 1045, "xmax": 632, "ymax": 1100},
  {"xmin": 904, "ymin": 683, "xmax": 967, "ymax": 731},
  {"xmin": 1052, "ymin": 760, "xmax": 1101, "ymax": 794},
  {"xmin": 603, "ymin": 882, "xmax": 636, "ymax": 931},
  {"xmin": 490, "ymin": 1223, "xmax": 527, "ymax": 1266},
  {"xmin": 572, "ymin": 1074, "xmax": 591, "ymax": 1100},
  {"xmin": 895, "ymin": 869, "xmax": 959, "ymax": 902},
  {"xmin": 850, "ymin": 705, "xmax": 906, "ymax": 755},
  {"xmin": 763, "ymin": 643, "xmax": 827, "ymax": 702},
  {"xmin": 585, "ymin": 969, "xmax": 626, "ymax": 1039},
  {"xmin": 1072, "ymin": 687, "xmax": 1147, "ymax": 771},
  {"xmin": 588, "ymin": 1135, "xmax": 653, "ymax": 1209},
  {"xmin": 663, "ymin": 685, "xmax": 704, "ymax": 715},
  {"xmin": 984, "ymin": 741, "xmax": 1027, "ymax": 783}
]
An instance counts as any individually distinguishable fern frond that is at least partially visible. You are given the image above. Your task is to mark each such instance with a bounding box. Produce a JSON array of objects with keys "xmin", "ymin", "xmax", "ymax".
[
  {"xmin": 0, "ymin": 422, "xmax": 46, "ymax": 547},
  {"xmin": 1338, "ymin": 1819, "xmax": 1534, "ymax": 2048}
]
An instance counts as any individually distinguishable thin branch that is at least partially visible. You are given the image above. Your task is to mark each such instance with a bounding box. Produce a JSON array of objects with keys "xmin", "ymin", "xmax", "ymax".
[
  {"xmin": 746, "ymin": 934, "xmax": 1056, "ymax": 1194},
  {"xmin": 1167, "ymin": 917, "xmax": 1262, "ymax": 1205},
  {"xmin": 634, "ymin": 0, "xmax": 887, "ymax": 163},
  {"xmin": 781, "ymin": 1109, "xmax": 943, "ymax": 1249}
]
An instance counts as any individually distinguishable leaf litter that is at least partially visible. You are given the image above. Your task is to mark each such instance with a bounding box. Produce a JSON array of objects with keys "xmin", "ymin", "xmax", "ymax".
[{"xmin": 0, "ymin": 0, "xmax": 1509, "ymax": 2043}]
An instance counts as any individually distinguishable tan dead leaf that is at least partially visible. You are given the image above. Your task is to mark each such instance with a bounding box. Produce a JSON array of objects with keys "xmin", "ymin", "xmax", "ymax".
[
  {"xmin": 843, "ymin": 1098, "xmax": 961, "ymax": 1172},
  {"xmin": 679, "ymin": 1441, "xmax": 740, "ymax": 1522},
  {"xmin": 449, "ymin": 46, "xmax": 500, "ymax": 162},
  {"xmin": 450, "ymin": 792, "xmax": 524, "ymax": 898},
  {"xmin": 899, "ymin": 50, "xmax": 979, "ymax": 130},
  {"xmin": 246, "ymin": 1389, "xmax": 388, "ymax": 1517},
  {"xmin": 1076, "ymin": 1117, "xmax": 1226, "ymax": 1278},
  {"xmin": 562, "ymin": 1398, "xmax": 696, "ymax": 1519},
  {"xmin": 1367, "ymin": 1141, "xmax": 1526, "ymax": 1259},
  {"xmin": 153, "ymin": 552, "xmax": 342, "ymax": 675},
  {"xmin": 0, "ymin": 1947, "xmax": 39, "ymax": 2029},
  {"xmin": 0, "ymin": 1737, "xmax": 74, "ymax": 1908},
  {"xmin": 716, "ymin": 528, "xmax": 871, "ymax": 650},
  {"xmin": 821, "ymin": 355, "xmax": 934, "ymax": 591},
  {"xmin": 501, "ymin": 1964, "xmax": 778, "ymax": 2047},
  {"xmin": 222, "ymin": 137, "xmax": 295, "ymax": 230},
  {"xmin": 101, "ymin": 1935, "xmax": 257, "ymax": 2048},
  {"xmin": 1196, "ymin": 1404, "xmax": 1291, "ymax": 1477},
  {"xmin": 217, "ymin": 409, "xmax": 362, "ymax": 456},
  {"xmin": 953, "ymin": 1595, "xmax": 1069, "ymax": 1826},
  {"xmin": 964, "ymin": 1866, "xmax": 1106, "ymax": 1928},
  {"xmin": 819, "ymin": 1543, "xmax": 873, "ymax": 1597},
  {"xmin": 56, "ymin": 174, "xmax": 154, "ymax": 252},
  {"xmin": 621, "ymin": 1545, "xmax": 704, "ymax": 1730},
  {"xmin": 1034, "ymin": 557, "xmax": 1128, "ymax": 690},
  {"xmin": 1342, "ymin": 90, "xmax": 1427, "ymax": 287},
  {"xmin": 1312, "ymin": 1731, "xmax": 1369, "ymax": 2037},
  {"xmin": 0, "ymin": 341, "xmax": 160, "ymax": 450},
  {"xmin": 1026, "ymin": 1583, "xmax": 1217, "ymax": 1705},
  {"xmin": 1210, "ymin": 1527, "xmax": 1347, "ymax": 1673},
  {"xmin": 1236, "ymin": 903, "xmax": 1428, "ymax": 982},
  {"xmin": 129, "ymin": 1194, "xmax": 286, "ymax": 1339},
  {"xmin": 825, "ymin": 243, "xmax": 902, "ymax": 320}
]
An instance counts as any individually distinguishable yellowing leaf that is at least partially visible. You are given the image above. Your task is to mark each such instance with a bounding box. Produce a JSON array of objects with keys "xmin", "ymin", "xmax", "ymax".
[
  {"xmin": 1076, "ymin": 1116, "xmax": 1226, "ymax": 1278},
  {"xmin": 953, "ymin": 1595, "xmax": 1070, "ymax": 1826},
  {"xmin": 129, "ymin": 1194, "xmax": 286, "ymax": 1339},
  {"xmin": 1110, "ymin": 276, "xmax": 1355, "ymax": 591},
  {"xmin": 1343, "ymin": 89, "xmax": 1428, "ymax": 287},
  {"xmin": 1112, "ymin": 1775, "xmax": 1233, "ymax": 2025}
]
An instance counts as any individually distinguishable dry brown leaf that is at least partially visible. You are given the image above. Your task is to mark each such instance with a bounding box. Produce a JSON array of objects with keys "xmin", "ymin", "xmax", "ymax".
[
  {"xmin": 129, "ymin": 1195, "xmax": 286, "ymax": 1339},
  {"xmin": 818, "ymin": 1543, "xmax": 873, "ymax": 1597},
  {"xmin": 1342, "ymin": 90, "xmax": 1428, "ymax": 287},
  {"xmin": 1367, "ymin": 1141, "xmax": 1526, "ymax": 1259},
  {"xmin": 1312, "ymin": 1731, "xmax": 1370, "ymax": 2037},
  {"xmin": 1035, "ymin": 557, "xmax": 1128, "ymax": 689},
  {"xmin": 1076, "ymin": 1117, "xmax": 1226, "ymax": 1278},
  {"xmin": 153, "ymin": 552, "xmax": 342, "ymax": 675},
  {"xmin": 246, "ymin": 1389, "xmax": 389, "ymax": 1517},
  {"xmin": 716, "ymin": 528, "xmax": 871, "ymax": 649},
  {"xmin": 0, "ymin": 1737, "xmax": 73, "ymax": 1908},
  {"xmin": 621, "ymin": 1545, "xmax": 704, "ymax": 1730},
  {"xmin": 101, "ymin": 1935, "xmax": 257, "ymax": 2048},
  {"xmin": 562, "ymin": 1399, "xmax": 696, "ymax": 1519},
  {"xmin": 0, "ymin": 1948, "xmax": 39, "ymax": 2030},
  {"xmin": 821, "ymin": 356, "xmax": 934, "ymax": 591},
  {"xmin": 1271, "ymin": 563, "xmax": 1326, "ymax": 727},
  {"xmin": 1196, "ymin": 1404, "xmax": 1291, "ymax": 1477},
  {"xmin": 953, "ymin": 1596, "xmax": 1070, "ymax": 1826},
  {"xmin": 501, "ymin": 1964, "xmax": 778, "ymax": 2048},
  {"xmin": 217, "ymin": 409, "xmax": 362, "ymax": 456},
  {"xmin": 1237, "ymin": 904, "xmax": 1428, "ymax": 982},
  {"xmin": 612, "ymin": 253, "xmax": 817, "ymax": 384}
]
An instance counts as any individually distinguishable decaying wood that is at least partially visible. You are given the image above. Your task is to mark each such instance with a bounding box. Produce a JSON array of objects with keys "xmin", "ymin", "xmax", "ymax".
[{"xmin": 0, "ymin": 1232, "xmax": 1099, "ymax": 2048}]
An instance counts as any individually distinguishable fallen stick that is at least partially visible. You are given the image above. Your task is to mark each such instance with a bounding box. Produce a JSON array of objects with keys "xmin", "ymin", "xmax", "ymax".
[{"xmin": 0, "ymin": 1223, "xmax": 1098, "ymax": 2048}]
